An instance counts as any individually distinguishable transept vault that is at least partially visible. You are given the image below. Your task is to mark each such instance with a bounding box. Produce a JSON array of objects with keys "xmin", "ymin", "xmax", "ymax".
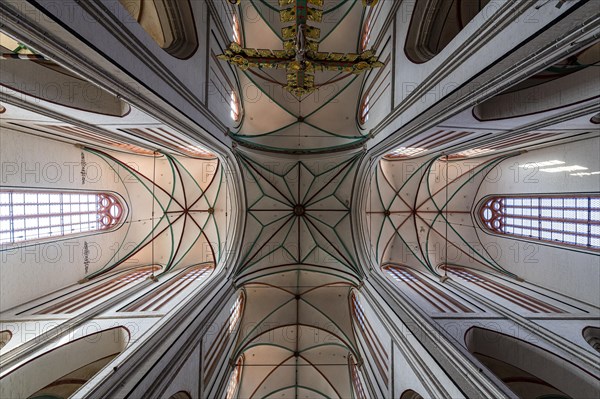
[{"xmin": 0, "ymin": 0, "xmax": 599, "ymax": 398}]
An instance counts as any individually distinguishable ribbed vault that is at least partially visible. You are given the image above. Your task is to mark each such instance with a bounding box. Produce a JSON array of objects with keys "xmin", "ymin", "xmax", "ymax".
[
  {"xmin": 82, "ymin": 149, "xmax": 228, "ymax": 279},
  {"xmin": 233, "ymin": 149, "xmax": 363, "ymax": 397},
  {"xmin": 232, "ymin": 0, "xmax": 371, "ymax": 153},
  {"xmin": 366, "ymin": 154, "xmax": 517, "ymax": 277},
  {"xmin": 235, "ymin": 151, "xmax": 362, "ymax": 284}
]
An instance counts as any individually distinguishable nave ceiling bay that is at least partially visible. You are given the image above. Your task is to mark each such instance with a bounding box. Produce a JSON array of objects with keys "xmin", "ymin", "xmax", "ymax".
[{"xmin": 226, "ymin": 0, "xmax": 381, "ymax": 153}]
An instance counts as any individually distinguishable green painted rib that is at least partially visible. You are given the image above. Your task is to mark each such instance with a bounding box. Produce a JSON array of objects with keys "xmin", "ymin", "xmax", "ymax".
[
  {"xmin": 235, "ymin": 297, "xmax": 296, "ymax": 353},
  {"xmin": 251, "ymin": 0, "xmax": 284, "ymax": 41},
  {"xmin": 260, "ymin": 385, "xmax": 331, "ymax": 399},
  {"xmin": 303, "ymin": 75, "xmax": 362, "ymax": 120},
  {"xmin": 318, "ymin": 0, "xmax": 359, "ymax": 44},
  {"xmin": 83, "ymin": 150, "xmax": 176, "ymax": 279},
  {"xmin": 425, "ymin": 155, "xmax": 514, "ymax": 274}
]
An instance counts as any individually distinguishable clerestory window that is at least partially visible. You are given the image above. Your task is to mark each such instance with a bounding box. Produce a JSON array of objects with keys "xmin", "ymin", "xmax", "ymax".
[
  {"xmin": 479, "ymin": 195, "xmax": 599, "ymax": 250},
  {"xmin": 0, "ymin": 191, "xmax": 124, "ymax": 245}
]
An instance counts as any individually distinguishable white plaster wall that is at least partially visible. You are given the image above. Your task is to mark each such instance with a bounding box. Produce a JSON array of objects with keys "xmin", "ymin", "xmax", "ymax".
[
  {"xmin": 162, "ymin": 344, "xmax": 201, "ymax": 399},
  {"xmin": 0, "ymin": 128, "xmax": 133, "ymax": 312},
  {"xmin": 475, "ymin": 136, "xmax": 600, "ymax": 306}
]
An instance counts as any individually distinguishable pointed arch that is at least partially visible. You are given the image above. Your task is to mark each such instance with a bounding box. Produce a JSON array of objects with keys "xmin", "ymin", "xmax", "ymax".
[
  {"xmin": 400, "ymin": 389, "xmax": 424, "ymax": 399},
  {"xmin": 465, "ymin": 327, "xmax": 599, "ymax": 398},
  {"xmin": 225, "ymin": 356, "xmax": 243, "ymax": 399},
  {"xmin": 582, "ymin": 326, "xmax": 600, "ymax": 353},
  {"xmin": 477, "ymin": 194, "xmax": 600, "ymax": 251},
  {"xmin": 119, "ymin": 0, "xmax": 198, "ymax": 59},
  {"xmin": 0, "ymin": 190, "xmax": 126, "ymax": 246},
  {"xmin": 0, "ymin": 330, "xmax": 12, "ymax": 350},
  {"xmin": 0, "ymin": 327, "xmax": 130, "ymax": 399},
  {"xmin": 405, "ymin": 0, "xmax": 490, "ymax": 63},
  {"xmin": 168, "ymin": 392, "xmax": 192, "ymax": 399}
]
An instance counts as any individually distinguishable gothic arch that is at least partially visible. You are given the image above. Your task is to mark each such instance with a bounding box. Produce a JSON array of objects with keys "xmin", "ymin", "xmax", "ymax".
[
  {"xmin": 168, "ymin": 391, "xmax": 192, "ymax": 399},
  {"xmin": 465, "ymin": 327, "xmax": 599, "ymax": 398},
  {"xmin": 583, "ymin": 326, "xmax": 600, "ymax": 353},
  {"xmin": 0, "ymin": 330, "xmax": 12, "ymax": 350},
  {"xmin": 1, "ymin": 31, "xmax": 129, "ymax": 116},
  {"xmin": 400, "ymin": 389, "xmax": 425, "ymax": 399},
  {"xmin": 473, "ymin": 42, "xmax": 600, "ymax": 120},
  {"xmin": 119, "ymin": 0, "xmax": 198, "ymax": 59},
  {"xmin": 0, "ymin": 326, "xmax": 130, "ymax": 398},
  {"xmin": 405, "ymin": 0, "xmax": 490, "ymax": 63}
]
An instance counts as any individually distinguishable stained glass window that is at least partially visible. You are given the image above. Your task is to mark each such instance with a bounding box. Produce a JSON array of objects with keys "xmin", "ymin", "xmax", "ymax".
[
  {"xmin": 230, "ymin": 91, "xmax": 241, "ymax": 122},
  {"xmin": 0, "ymin": 191, "xmax": 124, "ymax": 245},
  {"xmin": 359, "ymin": 95, "xmax": 370, "ymax": 124},
  {"xmin": 225, "ymin": 357, "xmax": 243, "ymax": 399},
  {"xmin": 349, "ymin": 355, "xmax": 367, "ymax": 399},
  {"xmin": 479, "ymin": 195, "xmax": 599, "ymax": 250},
  {"xmin": 232, "ymin": 14, "xmax": 242, "ymax": 45},
  {"xmin": 229, "ymin": 293, "xmax": 243, "ymax": 333}
]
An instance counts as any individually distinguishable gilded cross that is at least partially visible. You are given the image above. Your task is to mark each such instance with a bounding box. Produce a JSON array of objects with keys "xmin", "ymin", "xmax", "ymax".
[{"xmin": 219, "ymin": 0, "xmax": 383, "ymax": 97}]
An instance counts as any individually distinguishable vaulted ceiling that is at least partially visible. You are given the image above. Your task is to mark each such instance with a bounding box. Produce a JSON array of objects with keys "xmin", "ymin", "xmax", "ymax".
[
  {"xmin": 233, "ymin": 150, "xmax": 363, "ymax": 397},
  {"xmin": 0, "ymin": 0, "xmax": 598, "ymax": 397},
  {"xmin": 232, "ymin": 0, "xmax": 370, "ymax": 153},
  {"xmin": 224, "ymin": 0, "xmax": 600, "ymax": 396}
]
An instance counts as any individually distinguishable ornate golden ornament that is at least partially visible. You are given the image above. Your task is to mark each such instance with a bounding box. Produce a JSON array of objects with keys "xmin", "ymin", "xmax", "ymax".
[{"xmin": 218, "ymin": 0, "xmax": 384, "ymax": 97}]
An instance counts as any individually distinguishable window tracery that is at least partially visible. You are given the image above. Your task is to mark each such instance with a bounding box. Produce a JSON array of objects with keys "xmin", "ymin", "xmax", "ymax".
[
  {"xmin": 230, "ymin": 90, "xmax": 241, "ymax": 122},
  {"xmin": 479, "ymin": 195, "xmax": 600, "ymax": 250},
  {"xmin": 359, "ymin": 94, "xmax": 369, "ymax": 124},
  {"xmin": 0, "ymin": 191, "xmax": 124, "ymax": 245},
  {"xmin": 349, "ymin": 355, "xmax": 367, "ymax": 399},
  {"xmin": 225, "ymin": 357, "xmax": 243, "ymax": 399},
  {"xmin": 232, "ymin": 14, "xmax": 242, "ymax": 45}
]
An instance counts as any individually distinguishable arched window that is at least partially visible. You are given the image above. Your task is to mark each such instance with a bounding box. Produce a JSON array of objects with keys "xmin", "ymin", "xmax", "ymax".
[
  {"xmin": 0, "ymin": 191, "xmax": 125, "ymax": 245},
  {"xmin": 203, "ymin": 292, "xmax": 244, "ymax": 385},
  {"xmin": 225, "ymin": 357, "xmax": 243, "ymax": 399},
  {"xmin": 479, "ymin": 195, "xmax": 600, "ymax": 250},
  {"xmin": 229, "ymin": 292, "xmax": 243, "ymax": 333},
  {"xmin": 349, "ymin": 355, "xmax": 367, "ymax": 399},
  {"xmin": 582, "ymin": 326, "xmax": 600, "ymax": 353},
  {"xmin": 405, "ymin": 0, "xmax": 490, "ymax": 63},
  {"xmin": 232, "ymin": 14, "xmax": 242, "ymax": 45},
  {"xmin": 384, "ymin": 265, "xmax": 473, "ymax": 313},
  {"xmin": 351, "ymin": 293, "xmax": 389, "ymax": 386},
  {"xmin": 361, "ymin": 15, "xmax": 372, "ymax": 52},
  {"xmin": 359, "ymin": 94, "xmax": 369, "ymax": 124},
  {"xmin": 0, "ymin": 330, "xmax": 12, "ymax": 350},
  {"xmin": 0, "ymin": 327, "xmax": 129, "ymax": 399},
  {"xmin": 119, "ymin": 263, "xmax": 212, "ymax": 312},
  {"xmin": 168, "ymin": 391, "xmax": 192, "ymax": 399},
  {"xmin": 360, "ymin": 0, "xmax": 383, "ymax": 51},
  {"xmin": 119, "ymin": 0, "xmax": 198, "ymax": 59},
  {"xmin": 400, "ymin": 390, "xmax": 425, "ymax": 399},
  {"xmin": 230, "ymin": 91, "xmax": 241, "ymax": 122}
]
